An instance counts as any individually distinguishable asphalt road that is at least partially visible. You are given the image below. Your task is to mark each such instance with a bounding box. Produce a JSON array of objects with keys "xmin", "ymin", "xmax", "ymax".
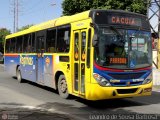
[{"xmin": 0, "ymin": 64, "xmax": 160, "ymax": 120}]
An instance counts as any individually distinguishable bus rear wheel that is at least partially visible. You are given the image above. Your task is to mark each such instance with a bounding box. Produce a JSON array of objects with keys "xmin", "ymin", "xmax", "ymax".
[
  {"xmin": 58, "ymin": 75, "xmax": 69, "ymax": 99},
  {"xmin": 16, "ymin": 68, "xmax": 23, "ymax": 83}
]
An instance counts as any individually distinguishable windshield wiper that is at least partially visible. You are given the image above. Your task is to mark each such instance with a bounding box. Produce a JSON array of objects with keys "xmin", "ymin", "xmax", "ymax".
[{"xmin": 110, "ymin": 26, "xmax": 121, "ymax": 35}]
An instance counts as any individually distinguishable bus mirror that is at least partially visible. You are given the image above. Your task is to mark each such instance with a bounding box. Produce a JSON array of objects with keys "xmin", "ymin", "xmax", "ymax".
[{"xmin": 92, "ymin": 34, "xmax": 98, "ymax": 47}]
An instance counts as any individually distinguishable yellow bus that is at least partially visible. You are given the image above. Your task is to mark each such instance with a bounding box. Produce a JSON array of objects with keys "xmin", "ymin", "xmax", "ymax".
[{"xmin": 5, "ymin": 10, "xmax": 152, "ymax": 100}]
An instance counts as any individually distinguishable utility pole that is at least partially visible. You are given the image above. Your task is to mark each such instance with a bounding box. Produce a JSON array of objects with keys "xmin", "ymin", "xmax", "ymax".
[
  {"xmin": 13, "ymin": 0, "xmax": 16, "ymax": 33},
  {"xmin": 16, "ymin": 0, "xmax": 19, "ymax": 32},
  {"xmin": 11, "ymin": 0, "xmax": 20, "ymax": 32}
]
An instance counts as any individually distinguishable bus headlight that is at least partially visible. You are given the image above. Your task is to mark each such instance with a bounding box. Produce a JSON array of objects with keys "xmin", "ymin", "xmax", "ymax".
[
  {"xmin": 142, "ymin": 74, "xmax": 152, "ymax": 85},
  {"xmin": 93, "ymin": 73, "xmax": 111, "ymax": 87}
]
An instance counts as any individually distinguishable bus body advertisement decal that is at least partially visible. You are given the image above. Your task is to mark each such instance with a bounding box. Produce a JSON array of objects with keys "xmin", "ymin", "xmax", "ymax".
[{"xmin": 20, "ymin": 55, "xmax": 33, "ymax": 66}]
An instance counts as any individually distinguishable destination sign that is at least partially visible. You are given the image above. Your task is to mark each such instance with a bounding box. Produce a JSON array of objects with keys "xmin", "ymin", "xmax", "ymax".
[
  {"xmin": 94, "ymin": 11, "xmax": 144, "ymax": 27},
  {"xmin": 111, "ymin": 16, "xmax": 141, "ymax": 26},
  {"xmin": 109, "ymin": 57, "xmax": 127, "ymax": 64}
]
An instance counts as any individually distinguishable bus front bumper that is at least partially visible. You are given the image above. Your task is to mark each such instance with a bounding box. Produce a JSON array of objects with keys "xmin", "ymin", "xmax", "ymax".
[{"xmin": 85, "ymin": 82, "xmax": 152, "ymax": 100}]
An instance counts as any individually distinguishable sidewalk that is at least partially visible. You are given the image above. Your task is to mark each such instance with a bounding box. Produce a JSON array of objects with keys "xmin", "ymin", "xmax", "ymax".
[
  {"xmin": 153, "ymin": 68, "xmax": 160, "ymax": 86},
  {"xmin": 153, "ymin": 85, "xmax": 160, "ymax": 92}
]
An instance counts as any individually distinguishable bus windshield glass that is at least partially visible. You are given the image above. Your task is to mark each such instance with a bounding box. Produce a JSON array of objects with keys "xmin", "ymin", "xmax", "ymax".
[{"xmin": 94, "ymin": 27, "xmax": 152, "ymax": 69}]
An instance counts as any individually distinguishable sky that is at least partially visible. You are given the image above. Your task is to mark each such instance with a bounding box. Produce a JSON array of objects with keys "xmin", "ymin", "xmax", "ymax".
[
  {"xmin": 0, "ymin": 0, "xmax": 63, "ymax": 33},
  {"xmin": 0, "ymin": 0, "xmax": 159, "ymax": 33}
]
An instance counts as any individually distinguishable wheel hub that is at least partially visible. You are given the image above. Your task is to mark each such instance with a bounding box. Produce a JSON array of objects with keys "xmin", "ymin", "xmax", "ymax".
[{"xmin": 60, "ymin": 79, "xmax": 67, "ymax": 93}]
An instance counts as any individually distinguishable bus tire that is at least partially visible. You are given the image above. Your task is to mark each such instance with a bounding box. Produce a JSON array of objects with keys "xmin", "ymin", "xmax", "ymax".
[
  {"xmin": 16, "ymin": 68, "xmax": 23, "ymax": 83},
  {"xmin": 58, "ymin": 75, "xmax": 69, "ymax": 99}
]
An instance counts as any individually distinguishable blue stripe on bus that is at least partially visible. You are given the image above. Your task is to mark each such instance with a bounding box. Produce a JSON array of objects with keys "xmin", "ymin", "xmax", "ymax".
[{"xmin": 93, "ymin": 66, "xmax": 151, "ymax": 86}]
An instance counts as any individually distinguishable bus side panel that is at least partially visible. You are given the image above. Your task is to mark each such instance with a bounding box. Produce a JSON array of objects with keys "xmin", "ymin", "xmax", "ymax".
[
  {"xmin": 52, "ymin": 54, "xmax": 72, "ymax": 92},
  {"xmin": 4, "ymin": 54, "xmax": 19, "ymax": 76},
  {"xmin": 20, "ymin": 55, "xmax": 37, "ymax": 83},
  {"xmin": 44, "ymin": 55, "xmax": 55, "ymax": 88}
]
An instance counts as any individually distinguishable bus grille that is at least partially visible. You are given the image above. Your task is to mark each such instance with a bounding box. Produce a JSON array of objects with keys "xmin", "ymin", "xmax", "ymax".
[
  {"xmin": 117, "ymin": 88, "xmax": 138, "ymax": 94},
  {"xmin": 113, "ymin": 82, "xmax": 141, "ymax": 86},
  {"xmin": 108, "ymin": 72, "xmax": 145, "ymax": 80}
]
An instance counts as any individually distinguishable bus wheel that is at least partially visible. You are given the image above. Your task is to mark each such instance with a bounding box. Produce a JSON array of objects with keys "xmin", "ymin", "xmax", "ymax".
[
  {"xmin": 16, "ymin": 69, "xmax": 23, "ymax": 83},
  {"xmin": 58, "ymin": 75, "xmax": 69, "ymax": 99}
]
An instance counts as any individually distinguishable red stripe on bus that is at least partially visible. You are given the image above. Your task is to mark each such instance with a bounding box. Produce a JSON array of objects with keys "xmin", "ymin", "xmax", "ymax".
[
  {"xmin": 4, "ymin": 54, "xmax": 19, "ymax": 57},
  {"xmin": 94, "ymin": 62, "xmax": 124, "ymax": 72},
  {"xmin": 94, "ymin": 62, "xmax": 151, "ymax": 72},
  {"xmin": 133, "ymin": 67, "xmax": 152, "ymax": 71}
]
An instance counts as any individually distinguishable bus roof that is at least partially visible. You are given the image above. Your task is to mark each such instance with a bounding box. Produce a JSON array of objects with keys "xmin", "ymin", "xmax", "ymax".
[
  {"xmin": 6, "ymin": 9, "xmax": 147, "ymax": 39},
  {"xmin": 6, "ymin": 10, "xmax": 90, "ymax": 39}
]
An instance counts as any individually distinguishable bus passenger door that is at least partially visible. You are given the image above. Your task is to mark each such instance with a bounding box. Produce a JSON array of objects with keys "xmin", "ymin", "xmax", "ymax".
[
  {"xmin": 73, "ymin": 29, "xmax": 87, "ymax": 96},
  {"xmin": 36, "ymin": 31, "xmax": 45, "ymax": 85}
]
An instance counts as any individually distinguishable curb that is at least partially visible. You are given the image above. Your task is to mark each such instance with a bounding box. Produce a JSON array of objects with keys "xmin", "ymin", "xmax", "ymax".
[{"xmin": 0, "ymin": 64, "xmax": 4, "ymax": 67}]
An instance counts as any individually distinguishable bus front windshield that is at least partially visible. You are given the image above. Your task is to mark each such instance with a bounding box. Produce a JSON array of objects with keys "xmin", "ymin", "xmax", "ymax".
[{"xmin": 94, "ymin": 27, "xmax": 152, "ymax": 69}]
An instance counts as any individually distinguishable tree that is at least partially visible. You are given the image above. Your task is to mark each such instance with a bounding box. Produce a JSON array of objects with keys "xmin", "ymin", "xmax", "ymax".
[
  {"xmin": 0, "ymin": 28, "xmax": 11, "ymax": 53},
  {"xmin": 18, "ymin": 24, "xmax": 33, "ymax": 32},
  {"xmin": 62, "ymin": 0, "xmax": 147, "ymax": 16}
]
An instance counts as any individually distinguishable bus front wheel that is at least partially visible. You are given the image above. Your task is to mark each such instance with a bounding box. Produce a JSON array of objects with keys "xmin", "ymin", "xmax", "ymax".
[
  {"xmin": 16, "ymin": 68, "xmax": 23, "ymax": 83},
  {"xmin": 58, "ymin": 75, "xmax": 69, "ymax": 99}
]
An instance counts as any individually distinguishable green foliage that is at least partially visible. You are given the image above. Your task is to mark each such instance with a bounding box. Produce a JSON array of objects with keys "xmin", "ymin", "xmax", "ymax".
[
  {"xmin": 62, "ymin": 0, "xmax": 105, "ymax": 15},
  {"xmin": 18, "ymin": 24, "xmax": 33, "ymax": 32},
  {"xmin": 0, "ymin": 28, "xmax": 11, "ymax": 52},
  {"xmin": 62, "ymin": 0, "xmax": 147, "ymax": 15}
]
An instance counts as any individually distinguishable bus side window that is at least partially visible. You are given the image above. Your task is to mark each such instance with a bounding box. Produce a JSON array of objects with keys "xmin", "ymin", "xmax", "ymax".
[
  {"xmin": 56, "ymin": 25, "xmax": 70, "ymax": 53},
  {"xmin": 27, "ymin": 34, "xmax": 32, "ymax": 53},
  {"xmin": 46, "ymin": 29, "xmax": 56, "ymax": 53},
  {"xmin": 16, "ymin": 36, "xmax": 23, "ymax": 53},
  {"xmin": 23, "ymin": 34, "xmax": 29, "ymax": 53},
  {"xmin": 32, "ymin": 33, "xmax": 36, "ymax": 53},
  {"xmin": 10, "ymin": 38, "xmax": 16, "ymax": 53},
  {"xmin": 5, "ymin": 39, "xmax": 10, "ymax": 53},
  {"xmin": 64, "ymin": 31, "xmax": 70, "ymax": 52}
]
